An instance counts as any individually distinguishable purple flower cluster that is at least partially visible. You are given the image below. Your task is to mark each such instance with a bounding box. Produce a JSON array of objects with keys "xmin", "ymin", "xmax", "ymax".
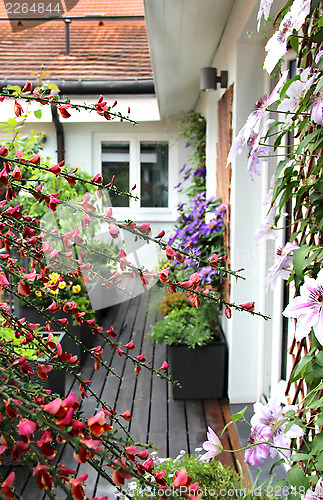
[{"xmin": 168, "ymin": 192, "xmax": 226, "ymax": 284}]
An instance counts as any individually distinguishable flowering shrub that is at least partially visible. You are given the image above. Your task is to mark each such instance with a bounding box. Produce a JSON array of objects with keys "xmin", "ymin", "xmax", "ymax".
[
  {"xmin": 0, "ymin": 82, "xmax": 257, "ymax": 500},
  {"xmin": 157, "ymin": 291, "xmax": 192, "ymax": 317}
]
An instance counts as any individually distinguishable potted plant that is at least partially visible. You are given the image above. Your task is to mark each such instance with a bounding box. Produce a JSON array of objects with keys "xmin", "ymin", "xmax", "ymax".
[
  {"xmin": 15, "ymin": 273, "xmax": 95, "ymax": 364},
  {"xmin": 148, "ymin": 294, "xmax": 227, "ymax": 399},
  {"xmin": 0, "ymin": 325, "xmax": 66, "ymax": 397}
]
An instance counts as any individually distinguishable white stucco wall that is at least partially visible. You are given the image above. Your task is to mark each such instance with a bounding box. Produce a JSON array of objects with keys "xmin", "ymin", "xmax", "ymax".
[
  {"xmin": 198, "ymin": 0, "xmax": 284, "ymax": 403},
  {"xmin": 0, "ymin": 96, "xmax": 186, "ymax": 238}
]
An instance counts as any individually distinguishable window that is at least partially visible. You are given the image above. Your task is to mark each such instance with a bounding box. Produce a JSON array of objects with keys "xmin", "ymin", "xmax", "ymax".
[
  {"xmin": 102, "ymin": 142, "xmax": 130, "ymax": 207},
  {"xmin": 140, "ymin": 142, "xmax": 168, "ymax": 208},
  {"xmin": 99, "ymin": 139, "xmax": 170, "ymax": 210}
]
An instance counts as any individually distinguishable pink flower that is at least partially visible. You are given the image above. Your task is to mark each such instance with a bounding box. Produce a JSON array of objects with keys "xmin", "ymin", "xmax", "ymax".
[
  {"xmin": 305, "ymin": 478, "xmax": 323, "ymax": 500},
  {"xmin": 283, "ymin": 269, "xmax": 323, "ymax": 344},
  {"xmin": 200, "ymin": 427, "xmax": 223, "ymax": 461},
  {"xmin": 244, "ymin": 425, "xmax": 272, "ymax": 468},
  {"xmin": 310, "ymin": 91, "xmax": 323, "ymax": 125}
]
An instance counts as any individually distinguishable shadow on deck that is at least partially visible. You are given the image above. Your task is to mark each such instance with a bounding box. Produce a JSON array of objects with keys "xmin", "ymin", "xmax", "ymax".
[{"xmin": 1, "ymin": 285, "xmax": 250, "ymax": 498}]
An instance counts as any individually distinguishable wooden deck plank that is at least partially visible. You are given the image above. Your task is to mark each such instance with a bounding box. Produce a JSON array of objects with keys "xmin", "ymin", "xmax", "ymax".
[
  {"xmin": 222, "ymin": 403, "xmax": 252, "ymax": 487},
  {"xmin": 148, "ymin": 342, "xmax": 168, "ymax": 457},
  {"xmin": 168, "ymin": 398, "xmax": 189, "ymax": 457},
  {"xmin": 203, "ymin": 399, "xmax": 235, "ymax": 469},
  {"xmin": 2, "ymin": 285, "xmax": 251, "ymax": 498},
  {"xmin": 185, "ymin": 399, "xmax": 207, "ymax": 455}
]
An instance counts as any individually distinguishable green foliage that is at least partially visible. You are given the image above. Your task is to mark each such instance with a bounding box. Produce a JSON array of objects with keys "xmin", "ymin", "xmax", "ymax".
[
  {"xmin": 148, "ymin": 305, "xmax": 219, "ymax": 348},
  {"xmin": 157, "ymin": 292, "xmax": 192, "ymax": 317},
  {"xmin": 178, "ymin": 110, "xmax": 206, "ymax": 197},
  {"xmin": 121, "ymin": 453, "xmax": 273, "ymax": 500},
  {"xmin": 0, "ymin": 326, "xmax": 59, "ymax": 360}
]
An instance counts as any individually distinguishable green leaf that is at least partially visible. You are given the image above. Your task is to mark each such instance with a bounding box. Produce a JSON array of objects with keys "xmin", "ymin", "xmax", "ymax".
[
  {"xmin": 290, "ymin": 453, "xmax": 312, "ymax": 462},
  {"xmin": 289, "ymin": 32, "xmax": 299, "ymax": 53},
  {"xmin": 296, "ymin": 130, "xmax": 321, "ymax": 155},
  {"xmin": 312, "ymin": 432, "xmax": 323, "ymax": 452},
  {"xmin": 318, "ymin": 16, "xmax": 323, "ymax": 27},
  {"xmin": 34, "ymin": 109, "xmax": 42, "ymax": 119},
  {"xmin": 315, "ymin": 351, "xmax": 323, "ymax": 368},
  {"xmin": 289, "ymin": 353, "xmax": 312, "ymax": 382},
  {"xmin": 286, "ymin": 465, "xmax": 309, "ymax": 489},
  {"xmin": 47, "ymin": 82, "xmax": 60, "ymax": 92},
  {"xmin": 231, "ymin": 406, "xmax": 247, "ymax": 422},
  {"xmin": 293, "ymin": 246, "xmax": 310, "ymax": 280},
  {"xmin": 7, "ymin": 85, "xmax": 21, "ymax": 94},
  {"xmin": 269, "ymin": 459, "xmax": 285, "ymax": 475},
  {"xmin": 311, "ymin": 28, "xmax": 323, "ymax": 43}
]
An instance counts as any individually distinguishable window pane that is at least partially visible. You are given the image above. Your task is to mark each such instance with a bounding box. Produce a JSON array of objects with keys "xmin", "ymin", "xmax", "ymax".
[
  {"xmin": 140, "ymin": 142, "xmax": 168, "ymax": 208},
  {"xmin": 102, "ymin": 142, "xmax": 129, "ymax": 207}
]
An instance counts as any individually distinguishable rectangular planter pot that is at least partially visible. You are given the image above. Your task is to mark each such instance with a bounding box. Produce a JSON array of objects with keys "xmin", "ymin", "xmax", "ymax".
[
  {"xmin": 168, "ymin": 324, "xmax": 227, "ymax": 399},
  {"xmin": 16, "ymin": 306, "xmax": 94, "ymax": 365}
]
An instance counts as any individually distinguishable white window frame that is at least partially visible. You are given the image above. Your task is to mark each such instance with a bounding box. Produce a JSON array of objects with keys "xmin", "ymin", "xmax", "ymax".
[{"xmin": 93, "ymin": 132, "xmax": 178, "ymax": 222}]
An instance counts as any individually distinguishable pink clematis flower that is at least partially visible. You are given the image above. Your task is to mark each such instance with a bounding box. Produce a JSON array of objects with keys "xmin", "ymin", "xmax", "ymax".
[
  {"xmin": 305, "ymin": 478, "xmax": 323, "ymax": 500},
  {"xmin": 283, "ymin": 269, "xmax": 323, "ymax": 344},
  {"xmin": 310, "ymin": 90, "xmax": 323, "ymax": 125},
  {"xmin": 251, "ymin": 397, "xmax": 303, "ymax": 458},
  {"xmin": 200, "ymin": 427, "xmax": 223, "ymax": 461},
  {"xmin": 264, "ymin": 242, "xmax": 299, "ymax": 290},
  {"xmin": 244, "ymin": 425, "xmax": 272, "ymax": 468}
]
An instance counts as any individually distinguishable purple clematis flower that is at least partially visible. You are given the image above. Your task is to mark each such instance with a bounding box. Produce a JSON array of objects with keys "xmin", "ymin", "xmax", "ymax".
[
  {"xmin": 283, "ymin": 268, "xmax": 323, "ymax": 344},
  {"xmin": 250, "ymin": 397, "xmax": 304, "ymax": 458},
  {"xmin": 200, "ymin": 427, "xmax": 223, "ymax": 461},
  {"xmin": 264, "ymin": 242, "xmax": 299, "ymax": 290},
  {"xmin": 245, "ymin": 425, "xmax": 272, "ymax": 468},
  {"xmin": 310, "ymin": 90, "xmax": 323, "ymax": 125},
  {"xmin": 305, "ymin": 478, "xmax": 323, "ymax": 500}
]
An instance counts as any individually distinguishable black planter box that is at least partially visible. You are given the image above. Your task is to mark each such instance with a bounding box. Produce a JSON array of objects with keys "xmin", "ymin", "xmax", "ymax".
[
  {"xmin": 168, "ymin": 324, "xmax": 227, "ymax": 399},
  {"xmin": 17, "ymin": 306, "xmax": 94, "ymax": 365}
]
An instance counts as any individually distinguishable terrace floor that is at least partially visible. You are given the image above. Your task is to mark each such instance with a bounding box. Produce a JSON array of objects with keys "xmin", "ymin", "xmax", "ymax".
[{"xmin": 1, "ymin": 285, "xmax": 250, "ymax": 498}]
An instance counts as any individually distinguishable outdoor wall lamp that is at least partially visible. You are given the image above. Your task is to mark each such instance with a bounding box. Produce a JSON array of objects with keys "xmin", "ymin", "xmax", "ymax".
[{"xmin": 200, "ymin": 67, "xmax": 228, "ymax": 91}]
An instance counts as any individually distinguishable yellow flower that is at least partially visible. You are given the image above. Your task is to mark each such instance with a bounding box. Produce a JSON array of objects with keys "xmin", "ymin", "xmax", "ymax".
[
  {"xmin": 58, "ymin": 281, "xmax": 67, "ymax": 290},
  {"xmin": 35, "ymin": 290, "xmax": 42, "ymax": 297},
  {"xmin": 72, "ymin": 284, "xmax": 81, "ymax": 294},
  {"xmin": 49, "ymin": 289, "xmax": 59, "ymax": 295},
  {"xmin": 49, "ymin": 272, "xmax": 60, "ymax": 284}
]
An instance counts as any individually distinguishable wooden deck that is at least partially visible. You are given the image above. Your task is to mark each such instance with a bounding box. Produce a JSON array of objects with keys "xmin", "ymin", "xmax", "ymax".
[{"xmin": 0, "ymin": 285, "xmax": 250, "ymax": 498}]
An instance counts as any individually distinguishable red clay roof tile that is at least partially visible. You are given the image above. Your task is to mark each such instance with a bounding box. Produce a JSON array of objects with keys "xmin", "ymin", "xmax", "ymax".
[{"xmin": 0, "ymin": 1, "xmax": 152, "ymax": 81}]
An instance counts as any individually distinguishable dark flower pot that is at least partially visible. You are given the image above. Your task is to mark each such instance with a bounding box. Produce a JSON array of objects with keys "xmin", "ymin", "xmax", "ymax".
[
  {"xmin": 16, "ymin": 306, "xmax": 94, "ymax": 365},
  {"xmin": 168, "ymin": 324, "xmax": 227, "ymax": 399},
  {"xmin": 0, "ymin": 333, "xmax": 66, "ymax": 467}
]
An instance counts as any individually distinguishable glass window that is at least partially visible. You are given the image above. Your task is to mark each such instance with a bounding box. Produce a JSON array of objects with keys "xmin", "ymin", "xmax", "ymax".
[
  {"xmin": 140, "ymin": 142, "xmax": 168, "ymax": 208},
  {"xmin": 102, "ymin": 142, "xmax": 130, "ymax": 207}
]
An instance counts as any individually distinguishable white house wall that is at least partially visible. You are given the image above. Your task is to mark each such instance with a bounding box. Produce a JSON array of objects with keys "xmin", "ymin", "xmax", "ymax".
[
  {"xmin": 12, "ymin": 112, "xmax": 187, "ymax": 240},
  {"xmin": 198, "ymin": 0, "xmax": 284, "ymax": 403}
]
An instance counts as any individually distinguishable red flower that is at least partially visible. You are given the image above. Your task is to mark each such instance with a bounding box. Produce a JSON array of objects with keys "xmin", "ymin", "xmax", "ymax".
[
  {"xmin": 0, "ymin": 272, "xmax": 9, "ymax": 289},
  {"xmin": 239, "ymin": 301, "xmax": 255, "ymax": 311},
  {"xmin": 137, "ymin": 222, "xmax": 151, "ymax": 234},
  {"xmin": 159, "ymin": 267, "xmax": 170, "ymax": 283},
  {"xmin": 121, "ymin": 410, "xmax": 131, "ymax": 421},
  {"xmin": 1, "ymin": 472, "xmax": 15, "ymax": 499},
  {"xmin": 17, "ymin": 280, "xmax": 31, "ymax": 296},
  {"xmin": 32, "ymin": 464, "xmax": 53, "ymax": 490},
  {"xmin": 166, "ymin": 245, "xmax": 176, "ymax": 261},
  {"xmin": 70, "ymin": 473, "xmax": 88, "ymax": 500},
  {"xmin": 160, "ymin": 361, "xmax": 169, "ymax": 373},
  {"xmin": 109, "ymin": 223, "xmax": 120, "ymax": 239},
  {"xmin": 88, "ymin": 411, "xmax": 113, "ymax": 437},
  {"xmin": 12, "ymin": 165, "xmax": 22, "ymax": 180},
  {"xmin": 58, "ymin": 104, "xmax": 71, "ymax": 119},
  {"xmin": 14, "ymin": 101, "xmax": 23, "ymax": 117},
  {"xmin": 22, "ymin": 80, "xmax": 33, "ymax": 92},
  {"xmin": 224, "ymin": 306, "xmax": 232, "ymax": 319}
]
